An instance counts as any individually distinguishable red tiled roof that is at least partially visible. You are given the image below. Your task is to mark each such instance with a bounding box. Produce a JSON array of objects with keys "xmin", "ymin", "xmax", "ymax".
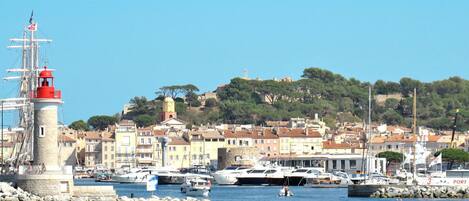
[
  {"xmin": 323, "ymin": 141, "xmax": 360, "ymax": 149},
  {"xmin": 60, "ymin": 135, "xmax": 76, "ymax": 142},
  {"xmin": 168, "ymin": 137, "xmax": 189, "ymax": 145}
]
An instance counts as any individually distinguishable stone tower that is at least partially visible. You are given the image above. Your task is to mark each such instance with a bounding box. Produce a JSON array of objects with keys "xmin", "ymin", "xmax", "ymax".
[{"xmin": 161, "ymin": 97, "xmax": 176, "ymax": 121}]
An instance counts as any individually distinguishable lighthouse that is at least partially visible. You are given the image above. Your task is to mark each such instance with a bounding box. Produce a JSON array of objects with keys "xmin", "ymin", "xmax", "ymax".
[
  {"xmin": 32, "ymin": 66, "xmax": 62, "ymax": 170},
  {"xmin": 16, "ymin": 66, "xmax": 75, "ymax": 196}
]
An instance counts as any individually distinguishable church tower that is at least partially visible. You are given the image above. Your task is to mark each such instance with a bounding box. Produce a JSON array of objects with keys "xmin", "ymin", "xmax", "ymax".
[{"xmin": 161, "ymin": 97, "xmax": 177, "ymax": 121}]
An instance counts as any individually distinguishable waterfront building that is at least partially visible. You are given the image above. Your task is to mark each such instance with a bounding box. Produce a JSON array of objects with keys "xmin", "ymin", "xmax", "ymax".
[
  {"xmin": 84, "ymin": 132, "xmax": 102, "ymax": 168},
  {"xmin": 277, "ymin": 128, "xmax": 323, "ymax": 156},
  {"xmin": 58, "ymin": 134, "xmax": 77, "ymax": 166},
  {"xmin": 322, "ymin": 141, "xmax": 362, "ymax": 154},
  {"xmin": 223, "ymin": 129, "xmax": 254, "ymax": 148},
  {"xmin": 115, "ymin": 120, "xmax": 137, "ymax": 168},
  {"xmin": 101, "ymin": 133, "xmax": 115, "ymax": 169},
  {"xmin": 251, "ymin": 128, "xmax": 279, "ymax": 157},
  {"xmin": 136, "ymin": 128, "xmax": 155, "ymax": 167},
  {"xmin": 166, "ymin": 137, "xmax": 190, "ymax": 168},
  {"xmin": 185, "ymin": 129, "xmax": 225, "ymax": 166}
]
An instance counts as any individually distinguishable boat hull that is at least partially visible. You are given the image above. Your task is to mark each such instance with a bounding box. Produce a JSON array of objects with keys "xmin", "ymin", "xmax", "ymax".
[{"xmin": 236, "ymin": 177, "xmax": 285, "ymax": 186}]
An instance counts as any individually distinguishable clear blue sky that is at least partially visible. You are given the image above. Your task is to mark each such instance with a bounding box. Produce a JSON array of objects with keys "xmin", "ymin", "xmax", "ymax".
[{"xmin": 1, "ymin": 0, "xmax": 468, "ymax": 124}]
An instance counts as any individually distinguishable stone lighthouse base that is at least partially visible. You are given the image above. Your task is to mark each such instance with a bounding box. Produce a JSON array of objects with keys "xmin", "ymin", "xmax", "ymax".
[{"xmin": 16, "ymin": 172, "xmax": 74, "ymax": 197}]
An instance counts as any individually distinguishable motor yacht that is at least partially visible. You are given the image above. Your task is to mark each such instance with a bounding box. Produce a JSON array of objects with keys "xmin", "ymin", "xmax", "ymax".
[
  {"xmin": 236, "ymin": 166, "xmax": 294, "ymax": 185},
  {"xmin": 212, "ymin": 166, "xmax": 250, "ymax": 185},
  {"xmin": 180, "ymin": 177, "xmax": 211, "ymax": 197},
  {"xmin": 284, "ymin": 167, "xmax": 323, "ymax": 186}
]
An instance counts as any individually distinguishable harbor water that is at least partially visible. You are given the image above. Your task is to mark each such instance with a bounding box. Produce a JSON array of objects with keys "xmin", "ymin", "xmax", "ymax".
[{"xmin": 74, "ymin": 179, "xmax": 452, "ymax": 201}]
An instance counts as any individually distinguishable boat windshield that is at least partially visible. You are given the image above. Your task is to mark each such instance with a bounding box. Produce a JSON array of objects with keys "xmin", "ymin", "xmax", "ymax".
[
  {"xmin": 225, "ymin": 166, "xmax": 238, "ymax": 170},
  {"xmin": 293, "ymin": 169, "xmax": 308, "ymax": 173},
  {"xmin": 249, "ymin": 170, "xmax": 266, "ymax": 174},
  {"xmin": 446, "ymin": 170, "xmax": 469, "ymax": 178},
  {"xmin": 265, "ymin": 169, "xmax": 277, "ymax": 174}
]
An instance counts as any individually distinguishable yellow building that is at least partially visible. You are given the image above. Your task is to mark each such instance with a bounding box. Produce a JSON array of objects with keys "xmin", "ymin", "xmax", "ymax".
[
  {"xmin": 186, "ymin": 130, "xmax": 225, "ymax": 166},
  {"xmin": 115, "ymin": 120, "xmax": 137, "ymax": 168},
  {"xmin": 167, "ymin": 137, "xmax": 190, "ymax": 168},
  {"xmin": 277, "ymin": 128, "xmax": 323, "ymax": 156}
]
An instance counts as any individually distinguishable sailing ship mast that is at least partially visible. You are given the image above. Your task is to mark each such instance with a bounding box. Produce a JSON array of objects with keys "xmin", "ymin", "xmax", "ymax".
[
  {"xmin": 2, "ymin": 13, "xmax": 52, "ymax": 168},
  {"xmin": 412, "ymin": 88, "xmax": 417, "ymax": 180}
]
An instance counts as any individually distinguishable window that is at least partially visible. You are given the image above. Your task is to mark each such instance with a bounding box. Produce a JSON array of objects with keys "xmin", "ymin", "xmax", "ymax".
[
  {"xmin": 387, "ymin": 145, "xmax": 391, "ymax": 149},
  {"xmin": 104, "ymin": 154, "xmax": 107, "ymax": 160},
  {"xmin": 254, "ymin": 140, "xmax": 257, "ymax": 144},
  {"xmin": 147, "ymin": 138, "xmax": 152, "ymax": 144},
  {"xmin": 111, "ymin": 146, "xmax": 114, "ymax": 151},
  {"xmin": 39, "ymin": 126, "xmax": 46, "ymax": 137},
  {"xmin": 176, "ymin": 155, "xmax": 179, "ymax": 160},
  {"xmin": 111, "ymin": 154, "xmax": 114, "ymax": 160},
  {"xmin": 267, "ymin": 146, "xmax": 271, "ymax": 151},
  {"xmin": 332, "ymin": 160, "xmax": 337, "ymax": 169},
  {"xmin": 170, "ymin": 155, "xmax": 173, "ymax": 160},
  {"xmin": 183, "ymin": 155, "xmax": 187, "ymax": 160},
  {"xmin": 192, "ymin": 155, "xmax": 197, "ymax": 160},
  {"xmin": 350, "ymin": 160, "xmax": 357, "ymax": 168},
  {"xmin": 239, "ymin": 140, "xmax": 242, "ymax": 146},
  {"xmin": 341, "ymin": 160, "xmax": 346, "ymax": 170},
  {"xmin": 311, "ymin": 146, "xmax": 314, "ymax": 150},
  {"xmin": 228, "ymin": 140, "xmax": 231, "ymax": 145},
  {"xmin": 104, "ymin": 146, "xmax": 107, "ymax": 152},
  {"xmin": 184, "ymin": 147, "xmax": 187, "ymax": 151}
]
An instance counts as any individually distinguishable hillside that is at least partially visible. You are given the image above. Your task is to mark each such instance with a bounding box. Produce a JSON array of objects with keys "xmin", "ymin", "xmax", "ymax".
[{"xmin": 75, "ymin": 68, "xmax": 469, "ymax": 131}]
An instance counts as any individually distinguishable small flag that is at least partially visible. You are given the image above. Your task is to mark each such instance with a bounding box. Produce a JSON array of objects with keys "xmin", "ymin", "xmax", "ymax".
[
  {"xmin": 146, "ymin": 175, "xmax": 158, "ymax": 192},
  {"xmin": 28, "ymin": 23, "xmax": 37, "ymax": 31},
  {"xmin": 29, "ymin": 10, "xmax": 34, "ymax": 24},
  {"xmin": 429, "ymin": 153, "xmax": 442, "ymax": 167}
]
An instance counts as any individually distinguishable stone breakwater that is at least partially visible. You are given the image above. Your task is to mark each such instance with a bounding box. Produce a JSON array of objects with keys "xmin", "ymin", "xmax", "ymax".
[
  {"xmin": 0, "ymin": 182, "xmax": 209, "ymax": 201},
  {"xmin": 371, "ymin": 185, "xmax": 469, "ymax": 199}
]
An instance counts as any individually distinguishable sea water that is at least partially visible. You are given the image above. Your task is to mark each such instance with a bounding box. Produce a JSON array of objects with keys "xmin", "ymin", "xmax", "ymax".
[{"xmin": 74, "ymin": 179, "xmax": 452, "ymax": 201}]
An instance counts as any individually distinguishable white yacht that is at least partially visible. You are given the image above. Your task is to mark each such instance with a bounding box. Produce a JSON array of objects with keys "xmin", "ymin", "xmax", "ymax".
[
  {"xmin": 304, "ymin": 171, "xmax": 353, "ymax": 188},
  {"xmin": 112, "ymin": 168, "xmax": 157, "ymax": 183},
  {"xmin": 236, "ymin": 166, "xmax": 294, "ymax": 185},
  {"xmin": 180, "ymin": 177, "xmax": 211, "ymax": 197},
  {"xmin": 212, "ymin": 166, "xmax": 250, "ymax": 185},
  {"xmin": 284, "ymin": 167, "xmax": 323, "ymax": 186}
]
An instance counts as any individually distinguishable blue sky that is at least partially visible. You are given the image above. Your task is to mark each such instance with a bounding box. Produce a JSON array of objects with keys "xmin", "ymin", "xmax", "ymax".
[{"xmin": 1, "ymin": 1, "xmax": 468, "ymax": 124}]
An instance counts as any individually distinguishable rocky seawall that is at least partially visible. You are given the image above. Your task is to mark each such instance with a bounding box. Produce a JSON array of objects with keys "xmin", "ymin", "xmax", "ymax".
[
  {"xmin": 0, "ymin": 182, "xmax": 209, "ymax": 201},
  {"xmin": 371, "ymin": 185, "xmax": 469, "ymax": 199}
]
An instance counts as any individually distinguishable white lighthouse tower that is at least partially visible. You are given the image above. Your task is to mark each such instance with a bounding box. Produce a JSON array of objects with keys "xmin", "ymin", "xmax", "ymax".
[
  {"xmin": 32, "ymin": 67, "xmax": 62, "ymax": 170},
  {"xmin": 16, "ymin": 67, "xmax": 74, "ymax": 196}
]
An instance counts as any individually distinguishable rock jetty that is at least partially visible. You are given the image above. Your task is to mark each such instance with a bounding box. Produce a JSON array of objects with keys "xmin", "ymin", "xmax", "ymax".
[
  {"xmin": 371, "ymin": 185, "xmax": 469, "ymax": 199},
  {"xmin": 0, "ymin": 182, "xmax": 209, "ymax": 201}
]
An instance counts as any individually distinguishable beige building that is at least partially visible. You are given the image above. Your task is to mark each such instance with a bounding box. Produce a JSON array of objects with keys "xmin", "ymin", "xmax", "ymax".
[
  {"xmin": 101, "ymin": 133, "xmax": 115, "ymax": 169},
  {"xmin": 58, "ymin": 134, "xmax": 77, "ymax": 166},
  {"xmin": 115, "ymin": 120, "xmax": 137, "ymax": 168},
  {"xmin": 84, "ymin": 132, "xmax": 102, "ymax": 168},
  {"xmin": 136, "ymin": 128, "xmax": 155, "ymax": 167},
  {"xmin": 277, "ymin": 128, "xmax": 323, "ymax": 156}
]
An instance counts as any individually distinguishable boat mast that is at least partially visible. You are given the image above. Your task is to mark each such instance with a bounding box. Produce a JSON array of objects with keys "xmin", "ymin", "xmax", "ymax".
[{"xmin": 412, "ymin": 88, "xmax": 417, "ymax": 180}]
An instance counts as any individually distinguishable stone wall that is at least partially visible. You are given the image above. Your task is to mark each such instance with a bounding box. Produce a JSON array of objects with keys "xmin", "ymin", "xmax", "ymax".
[{"xmin": 217, "ymin": 147, "xmax": 260, "ymax": 170}]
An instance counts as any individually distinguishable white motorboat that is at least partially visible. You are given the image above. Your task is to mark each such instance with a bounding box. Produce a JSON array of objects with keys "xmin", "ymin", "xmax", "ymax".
[
  {"xmin": 212, "ymin": 166, "xmax": 250, "ymax": 185},
  {"xmin": 284, "ymin": 167, "xmax": 323, "ymax": 186},
  {"xmin": 304, "ymin": 171, "xmax": 353, "ymax": 188},
  {"xmin": 180, "ymin": 177, "xmax": 211, "ymax": 197},
  {"xmin": 413, "ymin": 169, "xmax": 469, "ymax": 186},
  {"xmin": 112, "ymin": 168, "xmax": 157, "ymax": 183},
  {"xmin": 236, "ymin": 166, "xmax": 294, "ymax": 186}
]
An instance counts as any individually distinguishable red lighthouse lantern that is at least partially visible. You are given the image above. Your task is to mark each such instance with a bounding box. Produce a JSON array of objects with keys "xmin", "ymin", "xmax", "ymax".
[{"xmin": 35, "ymin": 66, "xmax": 61, "ymax": 99}]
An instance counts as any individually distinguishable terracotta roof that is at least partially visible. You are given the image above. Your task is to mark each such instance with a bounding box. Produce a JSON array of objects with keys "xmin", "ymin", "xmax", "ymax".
[
  {"xmin": 101, "ymin": 132, "xmax": 115, "ymax": 142},
  {"xmin": 153, "ymin": 130, "xmax": 165, "ymax": 137},
  {"xmin": 371, "ymin": 134, "xmax": 441, "ymax": 144},
  {"xmin": 84, "ymin": 132, "xmax": 101, "ymax": 140},
  {"xmin": 168, "ymin": 137, "xmax": 189, "ymax": 145},
  {"xmin": 251, "ymin": 128, "xmax": 279, "ymax": 139},
  {"xmin": 276, "ymin": 128, "xmax": 322, "ymax": 138},
  {"xmin": 60, "ymin": 135, "xmax": 76, "ymax": 142},
  {"xmin": 323, "ymin": 141, "xmax": 360, "ymax": 149}
]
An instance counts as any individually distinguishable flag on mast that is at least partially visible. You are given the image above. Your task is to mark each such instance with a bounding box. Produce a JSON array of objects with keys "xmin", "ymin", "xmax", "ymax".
[
  {"xmin": 429, "ymin": 153, "xmax": 442, "ymax": 167},
  {"xmin": 27, "ymin": 11, "xmax": 37, "ymax": 31}
]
